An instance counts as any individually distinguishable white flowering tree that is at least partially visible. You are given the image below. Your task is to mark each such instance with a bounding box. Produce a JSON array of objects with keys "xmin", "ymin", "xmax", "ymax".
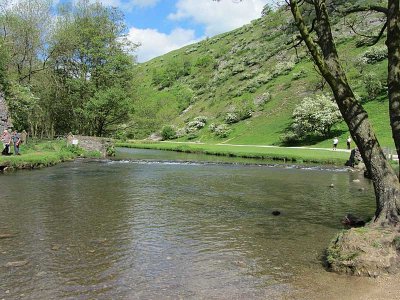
[{"xmin": 291, "ymin": 94, "xmax": 342, "ymax": 137}]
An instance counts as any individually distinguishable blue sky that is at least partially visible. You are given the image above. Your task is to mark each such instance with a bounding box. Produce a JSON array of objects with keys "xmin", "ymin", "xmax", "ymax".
[{"xmin": 88, "ymin": 0, "xmax": 273, "ymax": 62}]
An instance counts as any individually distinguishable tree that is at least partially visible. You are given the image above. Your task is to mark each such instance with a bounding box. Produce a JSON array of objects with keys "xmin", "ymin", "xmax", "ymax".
[
  {"xmin": 291, "ymin": 94, "xmax": 342, "ymax": 138},
  {"xmin": 287, "ymin": 0, "xmax": 400, "ymax": 227},
  {"xmin": 48, "ymin": 0, "xmax": 137, "ymax": 136},
  {"xmin": 216, "ymin": 0, "xmax": 400, "ymax": 274},
  {"xmin": 0, "ymin": 0, "xmax": 53, "ymax": 84}
]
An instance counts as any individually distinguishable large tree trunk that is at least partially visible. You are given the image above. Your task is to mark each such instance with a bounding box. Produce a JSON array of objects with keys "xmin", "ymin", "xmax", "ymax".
[
  {"xmin": 387, "ymin": 0, "xmax": 400, "ymax": 180},
  {"xmin": 289, "ymin": 0, "xmax": 400, "ymax": 226}
]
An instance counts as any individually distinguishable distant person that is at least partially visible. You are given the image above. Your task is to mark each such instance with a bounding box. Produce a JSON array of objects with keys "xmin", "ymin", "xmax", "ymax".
[
  {"xmin": 11, "ymin": 130, "xmax": 21, "ymax": 155},
  {"xmin": 333, "ymin": 137, "xmax": 339, "ymax": 150},
  {"xmin": 346, "ymin": 136, "xmax": 352, "ymax": 150},
  {"xmin": 1, "ymin": 129, "xmax": 11, "ymax": 155},
  {"xmin": 20, "ymin": 130, "xmax": 27, "ymax": 145}
]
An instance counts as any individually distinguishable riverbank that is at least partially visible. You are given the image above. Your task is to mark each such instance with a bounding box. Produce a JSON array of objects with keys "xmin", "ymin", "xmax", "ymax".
[
  {"xmin": 0, "ymin": 140, "xmax": 101, "ymax": 172},
  {"xmin": 116, "ymin": 141, "xmax": 351, "ymax": 165}
]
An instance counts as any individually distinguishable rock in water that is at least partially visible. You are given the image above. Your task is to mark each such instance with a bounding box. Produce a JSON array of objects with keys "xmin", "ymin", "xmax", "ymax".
[
  {"xmin": 341, "ymin": 214, "xmax": 365, "ymax": 227},
  {"xmin": 0, "ymin": 233, "xmax": 15, "ymax": 239},
  {"xmin": 272, "ymin": 210, "xmax": 281, "ymax": 216},
  {"xmin": 5, "ymin": 260, "xmax": 28, "ymax": 267}
]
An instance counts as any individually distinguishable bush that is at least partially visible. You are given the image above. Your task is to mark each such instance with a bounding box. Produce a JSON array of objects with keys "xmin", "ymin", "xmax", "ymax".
[
  {"xmin": 273, "ymin": 59, "xmax": 295, "ymax": 77},
  {"xmin": 292, "ymin": 69, "xmax": 306, "ymax": 80},
  {"xmin": 280, "ymin": 131, "xmax": 299, "ymax": 145},
  {"xmin": 106, "ymin": 144, "xmax": 116, "ymax": 157},
  {"xmin": 186, "ymin": 116, "xmax": 207, "ymax": 132},
  {"xmin": 362, "ymin": 72, "xmax": 384, "ymax": 100},
  {"xmin": 208, "ymin": 123, "xmax": 217, "ymax": 132},
  {"xmin": 175, "ymin": 128, "xmax": 187, "ymax": 138},
  {"xmin": 161, "ymin": 125, "xmax": 176, "ymax": 140},
  {"xmin": 253, "ymin": 92, "xmax": 271, "ymax": 107},
  {"xmin": 291, "ymin": 94, "xmax": 342, "ymax": 137},
  {"xmin": 359, "ymin": 46, "xmax": 387, "ymax": 64},
  {"xmin": 214, "ymin": 124, "xmax": 231, "ymax": 138},
  {"xmin": 187, "ymin": 132, "xmax": 198, "ymax": 140},
  {"xmin": 224, "ymin": 112, "xmax": 240, "ymax": 124}
]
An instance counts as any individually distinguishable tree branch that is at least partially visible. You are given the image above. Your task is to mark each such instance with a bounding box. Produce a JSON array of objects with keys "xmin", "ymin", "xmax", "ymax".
[{"xmin": 345, "ymin": 5, "xmax": 388, "ymax": 16}]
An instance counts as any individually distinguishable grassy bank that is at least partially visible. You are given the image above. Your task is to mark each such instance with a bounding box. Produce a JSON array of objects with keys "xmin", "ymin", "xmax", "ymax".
[
  {"xmin": 0, "ymin": 140, "xmax": 101, "ymax": 171},
  {"xmin": 116, "ymin": 141, "xmax": 351, "ymax": 165}
]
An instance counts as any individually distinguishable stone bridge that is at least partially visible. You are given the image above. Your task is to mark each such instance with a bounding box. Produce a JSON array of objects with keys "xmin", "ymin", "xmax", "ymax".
[{"xmin": 67, "ymin": 135, "xmax": 114, "ymax": 157}]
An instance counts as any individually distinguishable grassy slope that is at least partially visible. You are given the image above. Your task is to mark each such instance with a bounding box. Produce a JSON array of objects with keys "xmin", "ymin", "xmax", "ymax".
[{"xmin": 129, "ymin": 9, "xmax": 393, "ymax": 150}]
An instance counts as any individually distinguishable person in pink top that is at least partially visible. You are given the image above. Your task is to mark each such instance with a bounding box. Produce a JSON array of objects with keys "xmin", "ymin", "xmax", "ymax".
[{"xmin": 1, "ymin": 129, "xmax": 11, "ymax": 155}]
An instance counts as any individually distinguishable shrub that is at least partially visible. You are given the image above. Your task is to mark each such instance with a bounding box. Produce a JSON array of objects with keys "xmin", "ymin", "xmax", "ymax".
[
  {"xmin": 186, "ymin": 116, "xmax": 207, "ymax": 131},
  {"xmin": 214, "ymin": 124, "xmax": 231, "ymax": 138},
  {"xmin": 106, "ymin": 144, "xmax": 116, "ymax": 157},
  {"xmin": 232, "ymin": 64, "xmax": 245, "ymax": 74},
  {"xmin": 292, "ymin": 69, "xmax": 307, "ymax": 80},
  {"xmin": 362, "ymin": 72, "xmax": 384, "ymax": 100},
  {"xmin": 291, "ymin": 94, "xmax": 342, "ymax": 137},
  {"xmin": 359, "ymin": 46, "xmax": 387, "ymax": 64},
  {"xmin": 161, "ymin": 125, "xmax": 176, "ymax": 140},
  {"xmin": 175, "ymin": 128, "xmax": 187, "ymax": 138},
  {"xmin": 224, "ymin": 112, "xmax": 240, "ymax": 124},
  {"xmin": 194, "ymin": 116, "xmax": 208, "ymax": 123},
  {"xmin": 280, "ymin": 131, "xmax": 299, "ymax": 145},
  {"xmin": 273, "ymin": 59, "xmax": 295, "ymax": 77},
  {"xmin": 194, "ymin": 55, "xmax": 214, "ymax": 68},
  {"xmin": 208, "ymin": 123, "xmax": 217, "ymax": 132},
  {"xmin": 187, "ymin": 132, "xmax": 198, "ymax": 140},
  {"xmin": 253, "ymin": 92, "xmax": 271, "ymax": 107},
  {"xmin": 114, "ymin": 130, "xmax": 127, "ymax": 141}
]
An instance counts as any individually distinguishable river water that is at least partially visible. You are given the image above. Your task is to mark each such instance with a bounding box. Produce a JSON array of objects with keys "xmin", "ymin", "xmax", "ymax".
[{"xmin": 0, "ymin": 148, "xmax": 380, "ymax": 299}]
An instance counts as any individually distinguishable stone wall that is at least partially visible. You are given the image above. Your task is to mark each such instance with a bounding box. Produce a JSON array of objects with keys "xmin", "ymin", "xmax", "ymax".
[
  {"xmin": 0, "ymin": 91, "xmax": 11, "ymax": 132},
  {"xmin": 67, "ymin": 135, "xmax": 113, "ymax": 157}
]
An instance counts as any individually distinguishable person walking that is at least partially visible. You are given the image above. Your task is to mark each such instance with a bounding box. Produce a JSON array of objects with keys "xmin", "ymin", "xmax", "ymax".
[
  {"xmin": 346, "ymin": 136, "xmax": 352, "ymax": 150},
  {"xmin": 11, "ymin": 130, "xmax": 21, "ymax": 155},
  {"xmin": 1, "ymin": 129, "xmax": 11, "ymax": 155},
  {"xmin": 333, "ymin": 137, "xmax": 339, "ymax": 150}
]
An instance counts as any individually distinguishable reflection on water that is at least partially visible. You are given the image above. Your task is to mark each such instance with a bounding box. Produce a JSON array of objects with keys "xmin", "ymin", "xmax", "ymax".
[{"xmin": 0, "ymin": 148, "xmax": 375, "ymax": 299}]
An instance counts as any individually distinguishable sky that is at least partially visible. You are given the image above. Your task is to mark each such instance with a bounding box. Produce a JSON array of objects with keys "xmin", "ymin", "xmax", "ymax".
[{"xmin": 83, "ymin": 0, "xmax": 273, "ymax": 62}]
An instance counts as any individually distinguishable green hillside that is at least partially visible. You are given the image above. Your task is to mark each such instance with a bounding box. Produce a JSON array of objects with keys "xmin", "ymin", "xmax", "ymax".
[{"xmin": 127, "ymin": 8, "xmax": 393, "ymax": 150}]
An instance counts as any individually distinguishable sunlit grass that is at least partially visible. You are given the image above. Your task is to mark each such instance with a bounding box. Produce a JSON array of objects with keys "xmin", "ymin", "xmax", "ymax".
[{"xmin": 0, "ymin": 139, "xmax": 101, "ymax": 170}]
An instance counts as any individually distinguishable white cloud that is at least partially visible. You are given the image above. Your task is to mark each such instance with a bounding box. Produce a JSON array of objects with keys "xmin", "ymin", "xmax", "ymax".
[
  {"xmin": 168, "ymin": 0, "xmax": 271, "ymax": 37},
  {"xmin": 127, "ymin": 27, "xmax": 198, "ymax": 62}
]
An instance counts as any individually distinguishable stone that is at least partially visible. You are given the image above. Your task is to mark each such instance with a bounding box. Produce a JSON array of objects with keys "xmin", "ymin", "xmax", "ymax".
[
  {"xmin": 5, "ymin": 260, "xmax": 28, "ymax": 267},
  {"xmin": 0, "ymin": 233, "xmax": 15, "ymax": 239},
  {"xmin": 341, "ymin": 214, "xmax": 366, "ymax": 228},
  {"xmin": 51, "ymin": 245, "xmax": 60, "ymax": 251},
  {"xmin": 69, "ymin": 135, "xmax": 113, "ymax": 157}
]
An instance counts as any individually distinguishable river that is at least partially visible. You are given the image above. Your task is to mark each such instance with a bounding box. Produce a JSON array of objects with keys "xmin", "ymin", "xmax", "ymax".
[{"xmin": 0, "ymin": 148, "xmax": 391, "ymax": 299}]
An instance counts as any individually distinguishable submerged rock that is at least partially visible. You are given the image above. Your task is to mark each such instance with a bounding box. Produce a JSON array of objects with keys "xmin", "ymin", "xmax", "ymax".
[
  {"xmin": 6, "ymin": 260, "xmax": 28, "ymax": 267},
  {"xmin": 342, "ymin": 214, "xmax": 366, "ymax": 228},
  {"xmin": 0, "ymin": 233, "xmax": 15, "ymax": 239}
]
